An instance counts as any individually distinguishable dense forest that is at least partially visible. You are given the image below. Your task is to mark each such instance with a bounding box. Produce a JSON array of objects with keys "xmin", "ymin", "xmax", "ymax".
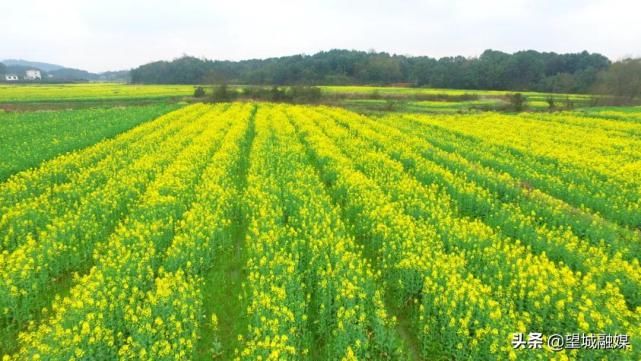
[{"xmin": 130, "ymin": 49, "xmax": 611, "ymax": 93}]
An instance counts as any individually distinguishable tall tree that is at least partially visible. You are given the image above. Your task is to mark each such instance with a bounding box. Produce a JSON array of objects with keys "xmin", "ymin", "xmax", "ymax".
[{"xmin": 594, "ymin": 58, "xmax": 641, "ymax": 101}]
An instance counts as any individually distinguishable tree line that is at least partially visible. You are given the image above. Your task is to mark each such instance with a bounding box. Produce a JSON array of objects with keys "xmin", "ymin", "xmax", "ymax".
[{"xmin": 131, "ymin": 49, "xmax": 613, "ymax": 93}]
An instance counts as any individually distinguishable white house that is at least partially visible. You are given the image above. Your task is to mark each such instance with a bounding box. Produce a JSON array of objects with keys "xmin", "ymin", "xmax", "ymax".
[
  {"xmin": 5, "ymin": 74, "xmax": 19, "ymax": 81},
  {"xmin": 24, "ymin": 69, "xmax": 41, "ymax": 80}
]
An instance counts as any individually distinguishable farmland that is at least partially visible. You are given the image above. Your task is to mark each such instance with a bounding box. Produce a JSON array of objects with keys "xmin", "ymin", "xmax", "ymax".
[
  {"xmin": 0, "ymin": 99, "xmax": 639, "ymax": 360},
  {"xmin": 0, "ymin": 104, "xmax": 179, "ymax": 180},
  {"xmin": 0, "ymin": 83, "xmax": 596, "ymax": 113},
  {"xmin": 0, "ymin": 84, "xmax": 195, "ymax": 103}
]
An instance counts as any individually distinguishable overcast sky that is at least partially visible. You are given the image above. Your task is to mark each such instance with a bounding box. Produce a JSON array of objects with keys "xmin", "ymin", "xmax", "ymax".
[{"xmin": 2, "ymin": 0, "xmax": 640, "ymax": 72}]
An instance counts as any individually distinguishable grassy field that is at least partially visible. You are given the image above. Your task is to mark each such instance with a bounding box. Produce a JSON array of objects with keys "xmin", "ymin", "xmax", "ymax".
[
  {"xmin": 0, "ymin": 83, "xmax": 195, "ymax": 102},
  {"xmin": 0, "ymin": 101, "xmax": 639, "ymax": 360},
  {"xmin": 322, "ymin": 85, "xmax": 594, "ymax": 113},
  {"xmin": 0, "ymin": 104, "xmax": 179, "ymax": 180},
  {"xmin": 0, "ymin": 83, "xmax": 596, "ymax": 113},
  {"xmin": 321, "ymin": 84, "xmax": 591, "ymax": 99},
  {"xmin": 340, "ymin": 98, "xmax": 504, "ymax": 114}
]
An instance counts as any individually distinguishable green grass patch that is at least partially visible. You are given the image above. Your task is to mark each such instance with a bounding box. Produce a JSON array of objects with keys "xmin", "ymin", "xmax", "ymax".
[{"xmin": 0, "ymin": 103, "xmax": 180, "ymax": 180}]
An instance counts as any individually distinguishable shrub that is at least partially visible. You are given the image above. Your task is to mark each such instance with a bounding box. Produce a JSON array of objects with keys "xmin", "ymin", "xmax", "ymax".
[
  {"xmin": 507, "ymin": 93, "xmax": 527, "ymax": 112},
  {"xmin": 193, "ymin": 86, "xmax": 206, "ymax": 98}
]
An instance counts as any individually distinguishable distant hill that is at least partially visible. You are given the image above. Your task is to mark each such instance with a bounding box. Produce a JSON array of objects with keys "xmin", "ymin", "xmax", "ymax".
[
  {"xmin": 5, "ymin": 64, "xmax": 38, "ymax": 75},
  {"xmin": 2, "ymin": 59, "xmax": 65, "ymax": 72},
  {"xmin": 47, "ymin": 67, "xmax": 99, "ymax": 81},
  {"xmin": 1, "ymin": 59, "xmax": 130, "ymax": 82},
  {"xmin": 98, "ymin": 70, "xmax": 131, "ymax": 82}
]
